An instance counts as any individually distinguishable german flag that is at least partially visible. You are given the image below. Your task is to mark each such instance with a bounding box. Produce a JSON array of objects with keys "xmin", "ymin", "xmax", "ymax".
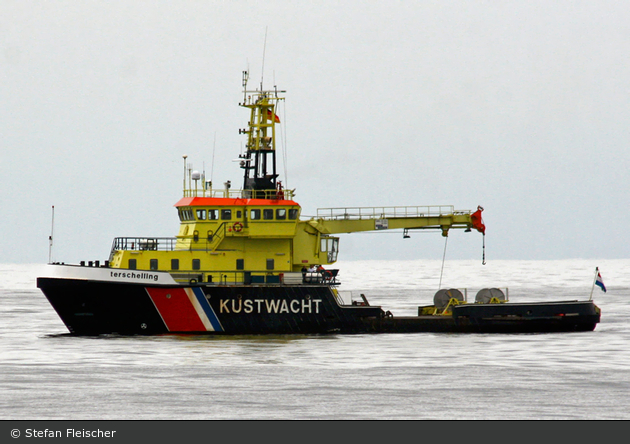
[{"xmin": 266, "ymin": 108, "xmax": 280, "ymax": 123}]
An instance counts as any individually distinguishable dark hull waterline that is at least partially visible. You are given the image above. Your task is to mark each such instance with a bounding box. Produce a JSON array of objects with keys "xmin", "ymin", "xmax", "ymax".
[{"xmin": 37, "ymin": 277, "xmax": 600, "ymax": 336}]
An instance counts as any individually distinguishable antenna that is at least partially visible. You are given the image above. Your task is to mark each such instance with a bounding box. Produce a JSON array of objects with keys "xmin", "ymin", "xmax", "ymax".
[
  {"xmin": 210, "ymin": 132, "xmax": 217, "ymax": 183},
  {"xmin": 242, "ymin": 70, "xmax": 249, "ymax": 102},
  {"xmin": 260, "ymin": 26, "xmax": 268, "ymax": 90},
  {"xmin": 48, "ymin": 205, "xmax": 55, "ymax": 264},
  {"xmin": 182, "ymin": 155, "xmax": 188, "ymax": 194}
]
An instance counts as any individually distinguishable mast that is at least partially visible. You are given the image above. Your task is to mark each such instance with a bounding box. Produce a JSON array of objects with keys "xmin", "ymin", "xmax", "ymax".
[{"xmin": 239, "ymin": 70, "xmax": 285, "ymax": 199}]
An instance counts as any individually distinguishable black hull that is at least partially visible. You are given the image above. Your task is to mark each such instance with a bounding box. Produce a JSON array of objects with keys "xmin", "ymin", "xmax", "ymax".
[{"xmin": 37, "ymin": 277, "xmax": 600, "ymax": 335}]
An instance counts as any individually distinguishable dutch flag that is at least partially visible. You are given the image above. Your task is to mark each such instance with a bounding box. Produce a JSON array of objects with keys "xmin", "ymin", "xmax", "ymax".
[{"xmin": 595, "ymin": 268, "xmax": 607, "ymax": 293}]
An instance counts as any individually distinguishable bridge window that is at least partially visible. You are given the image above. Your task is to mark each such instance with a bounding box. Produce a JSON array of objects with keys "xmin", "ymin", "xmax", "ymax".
[
  {"xmin": 266, "ymin": 259, "xmax": 274, "ymax": 270},
  {"xmin": 129, "ymin": 259, "xmax": 137, "ymax": 270},
  {"xmin": 221, "ymin": 209, "xmax": 232, "ymax": 220},
  {"xmin": 289, "ymin": 209, "xmax": 299, "ymax": 220},
  {"xmin": 276, "ymin": 209, "xmax": 286, "ymax": 220},
  {"xmin": 196, "ymin": 209, "xmax": 207, "ymax": 220},
  {"xmin": 150, "ymin": 259, "xmax": 158, "ymax": 270},
  {"xmin": 263, "ymin": 209, "xmax": 274, "ymax": 220},
  {"xmin": 178, "ymin": 208, "xmax": 194, "ymax": 221},
  {"xmin": 209, "ymin": 209, "xmax": 218, "ymax": 220},
  {"xmin": 250, "ymin": 209, "xmax": 261, "ymax": 220},
  {"xmin": 171, "ymin": 259, "xmax": 179, "ymax": 270},
  {"xmin": 192, "ymin": 259, "xmax": 201, "ymax": 270}
]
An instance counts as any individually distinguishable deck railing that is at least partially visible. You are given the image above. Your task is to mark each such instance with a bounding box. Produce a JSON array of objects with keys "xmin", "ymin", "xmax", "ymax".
[
  {"xmin": 183, "ymin": 188, "xmax": 295, "ymax": 200},
  {"xmin": 110, "ymin": 237, "xmax": 177, "ymax": 255},
  {"xmin": 174, "ymin": 270, "xmax": 340, "ymax": 286},
  {"xmin": 316, "ymin": 205, "xmax": 469, "ymax": 220}
]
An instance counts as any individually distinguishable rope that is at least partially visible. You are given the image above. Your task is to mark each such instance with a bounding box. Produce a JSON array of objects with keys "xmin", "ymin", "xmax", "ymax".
[
  {"xmin": 482, "ymin": 234, "xmax": 486, "ymax": 265},
  {"xmin": 439, "ymin": 235, "xmax": 448, "ymax": 289},
  {"xmin": 281, "ymin": 100, "xmax": 288, "ymax": 186}
]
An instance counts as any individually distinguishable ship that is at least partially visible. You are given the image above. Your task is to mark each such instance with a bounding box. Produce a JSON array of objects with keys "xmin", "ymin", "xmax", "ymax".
[{"xmin": 37, "ymin": 72, "xmax": 601, "ymax": 335}]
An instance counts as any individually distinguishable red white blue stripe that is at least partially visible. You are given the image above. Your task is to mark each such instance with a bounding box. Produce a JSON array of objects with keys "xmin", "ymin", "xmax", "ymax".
[
  {"xmin": 146, "ymin": 287, "xmax": 223, "ymax": 332},
  {"xmin": 595, "ymin": 269, "xmax": 607, "ymax": 293}
]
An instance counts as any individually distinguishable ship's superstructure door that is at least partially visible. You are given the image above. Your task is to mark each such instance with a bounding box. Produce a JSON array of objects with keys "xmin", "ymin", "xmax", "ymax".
[{"xmin": 321, "ymin": 236, "xmax": 339, "ymax": 263}]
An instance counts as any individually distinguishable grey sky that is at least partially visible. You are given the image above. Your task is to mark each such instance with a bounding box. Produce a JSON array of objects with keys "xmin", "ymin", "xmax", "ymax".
[{"xmin": 1, "ymin": 1, "xmax": 628, "ymax": 264}]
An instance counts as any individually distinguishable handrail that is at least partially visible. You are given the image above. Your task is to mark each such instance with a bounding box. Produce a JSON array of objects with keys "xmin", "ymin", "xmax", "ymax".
[
  {"xmin": 99, "ymin": 267, "xmax": 339, "ymax": 286},
  {"xmin": 206, "ymin": 222, "xmax": 227, "ymax": 252},
  {"xmin": 109, "ymin": 237, "xmax": 177, "ymax": 262},
  {"xmin": 183, "ymin": 188, "xmax": 295, "ymax": 200},
  {"xmin": 316, "ymin": 205, "xmax": 468, "ymax": 220},
  {"xmin": 110, "ymin": 222, "xmax": 232, "ymax": 257},
  {"xmin": 110, "ymin": 237, "xmax": 177, "ymax": 252}
]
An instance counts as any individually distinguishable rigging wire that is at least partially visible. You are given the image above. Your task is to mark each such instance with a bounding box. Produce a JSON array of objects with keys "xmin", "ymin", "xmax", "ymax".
[
  {"xmin": 260, "ymin": 27, "xmax": 268, "ymax": 90},
  {"xmin": 280, "ymin": 99, "xmax": 288, "ymax": 187},
  {"xmin": 438, "ymin": 235, "xmax": 448, "ymax": 289}
]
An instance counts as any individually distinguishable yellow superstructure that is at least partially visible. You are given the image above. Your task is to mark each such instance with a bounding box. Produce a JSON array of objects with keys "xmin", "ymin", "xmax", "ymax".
[{"xmin": 108, "ymin": 74, "xmax": 486, "ymax": 284}]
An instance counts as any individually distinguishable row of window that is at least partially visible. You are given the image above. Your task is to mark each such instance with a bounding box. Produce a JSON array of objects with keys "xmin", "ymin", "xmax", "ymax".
[
  {"xmin": 128, "ymin": 258, "xmax": 275, "ymax": 271},
  {"xmin": 179, "ymin": 207, "xmax": 299, "ymax": 222},
  {"xmin": 128, "ymin": 258, "xmax": 203, "ymax": 271},
  {"xmin": 250, "ymin": 208, "xmax": 299, "ymax": 220}
]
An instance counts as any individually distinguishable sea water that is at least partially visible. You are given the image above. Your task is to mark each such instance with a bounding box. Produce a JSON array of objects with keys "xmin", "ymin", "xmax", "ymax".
[{"xmin": 1, "ymin": 260, "xmax": 629, "ymax": 420}]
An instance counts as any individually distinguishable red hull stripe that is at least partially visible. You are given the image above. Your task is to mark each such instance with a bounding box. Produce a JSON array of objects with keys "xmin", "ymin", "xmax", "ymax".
[{"xmin": 147, "ymin": 287, "xmax": 221, "ymax": 332}]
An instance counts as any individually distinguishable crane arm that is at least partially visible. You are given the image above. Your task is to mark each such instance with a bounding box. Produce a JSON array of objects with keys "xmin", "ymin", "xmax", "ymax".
[{"xmin": 306, "ymin": 205, "xmax": 485, "ymax": 237}]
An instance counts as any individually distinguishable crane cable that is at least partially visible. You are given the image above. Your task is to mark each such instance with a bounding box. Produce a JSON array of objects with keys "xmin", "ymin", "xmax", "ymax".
[{"xmin": 438, "ymin": 235, "xmax": 448, "ymax": 289}]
